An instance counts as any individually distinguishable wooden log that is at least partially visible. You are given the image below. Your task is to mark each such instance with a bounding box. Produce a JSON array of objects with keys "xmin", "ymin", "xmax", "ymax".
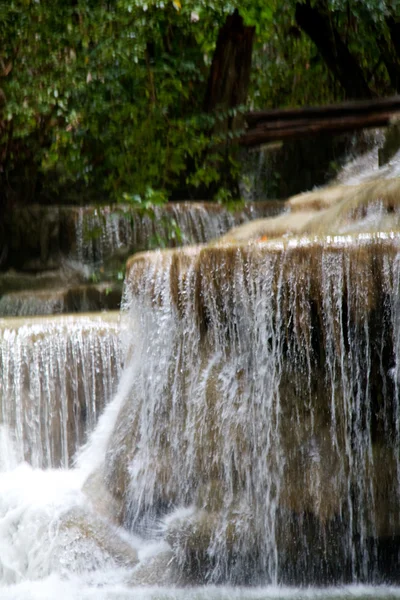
[
  {"xmin": 245, "ymin": 96, "xmax": 400, "ymax": 128},
  {"xmin": 241, "ymin": 100, "xmax": 400, "ymax": 147}
]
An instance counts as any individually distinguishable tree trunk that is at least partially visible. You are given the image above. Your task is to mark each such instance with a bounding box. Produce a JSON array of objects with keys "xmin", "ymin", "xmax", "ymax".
[
  {"xmin": 241, "ymin": 96, "xmax": 400, "ymax": 147},
  {"xmin": 171, "ymin": 10, "xmax": 255, "ymax": 200},
  {"xmin": 295, "ymin": 0, "xmax": 373, "ymax": 100},
  {"xmin": 241, "ymin": 109, "xmax": 400, "ymax": 147},
  {"xmin": 377, "ymin": 34, "xmax": 400, "ymax": 92},
  {"xmin": 204, "ymin": 9, "xmax": 255, "ymax": 132},
  {"xmin": 386, "ymin": 14, "xmax": 400, "ymax": 62},
  {"xmin": 201, "ymin": 9, "xmax": 255, "ymax": 196},
  {"xmin": 364, "ymin": 15, "xmax": 400, "ymax": 93}
]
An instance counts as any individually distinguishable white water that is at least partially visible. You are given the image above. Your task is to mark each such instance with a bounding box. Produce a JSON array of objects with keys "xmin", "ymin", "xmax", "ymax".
[
  {"xmin": 335, "ymin": 135, "xmax": 400, "ymax": 186},
  {"xmin": 73, "ymin": 203, "xmax": 282, "ymax": 266},
  {"xmin": 0, "ymin": 313, "xmax": 121, "ymax": 468},
  {"xmin": 3, "ymin": 582, "xmax": 400, "ymax": 600},
  {"xmin": 117, "ymin": 231, "xmax": 400, "ymax": 585}
]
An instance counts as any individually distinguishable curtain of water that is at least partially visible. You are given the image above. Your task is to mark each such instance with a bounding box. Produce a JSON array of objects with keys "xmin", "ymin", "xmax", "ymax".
[
  {"xmin": 0, "ymin": 315, "xmax": 121, "ymax": 469},
  {"xmin": 73, "ymin": 204, "xmax": 282, "ymax": 266},
  {"xmin": 108, "ymin": 235, "xmax": 400, "ymax": 584}
]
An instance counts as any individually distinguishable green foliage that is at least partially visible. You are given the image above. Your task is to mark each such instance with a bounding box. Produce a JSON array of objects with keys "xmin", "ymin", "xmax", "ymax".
[
  {"xmin": 1, "ymin": 0, "xmax": 400, "ymax": 206},
  {"xmin": 123, "ymin": 187, "xmax": 168, "ymax": 209},
  {"xmin": 1, "ymin": 0, "xmax": 229, "ymax": 201}
]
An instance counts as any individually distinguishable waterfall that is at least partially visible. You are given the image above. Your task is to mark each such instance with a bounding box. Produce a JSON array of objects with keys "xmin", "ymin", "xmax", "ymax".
[
  {"xmin": 107, "ymin": 232, "xmax": 400, "ymax": 585},
  {"xmin": 73, "ymin": 203, "xmax": 284, "ymax": 266},
  {"xmin": 0, "ymin": 313, "xmax": 121, "ymax": 468},
  {"xmin": 3, "ymin": 152, "xmax": 400, "ymax": 596}
]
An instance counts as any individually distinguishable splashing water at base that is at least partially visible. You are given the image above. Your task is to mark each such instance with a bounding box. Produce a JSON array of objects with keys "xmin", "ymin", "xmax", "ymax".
[{"xmin": 3, "ymin": 579, "xmax": 400, "ymax": 600}]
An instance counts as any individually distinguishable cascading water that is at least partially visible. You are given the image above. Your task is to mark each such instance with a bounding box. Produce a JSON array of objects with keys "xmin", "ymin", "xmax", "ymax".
[
  {"xmin": 3, "ymin": 148, "xmax": 400, "ymax": 598},
  {"xmin": 0, "ymin": 201, "xmax": 283, "ymax": 318},
  {"xmin": 0, "ymin": 313, "xmax": 121, "ymax": 468},
  {"xmin": 113, "ymin": 233, "xmax": 400, "ymax": 586},
  {"xmin": 73, "ymin": 202, "xmax": 284, "ymax": 266}
]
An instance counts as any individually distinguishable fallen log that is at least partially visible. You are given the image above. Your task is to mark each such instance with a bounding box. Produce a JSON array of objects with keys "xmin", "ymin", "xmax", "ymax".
[{"xmin": 241, "ymin": 96, "xmax": 400, "ymax": 147}]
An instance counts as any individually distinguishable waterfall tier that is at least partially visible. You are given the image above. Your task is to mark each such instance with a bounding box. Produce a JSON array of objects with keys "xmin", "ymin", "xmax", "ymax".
[
  {"xmin": 105, "ymin": 180, "xmax": 400, "ymax": 584},
  {"xmin": 3, "ymin": 171, "xmax": 400, "ymax": 595},
  {"xmin": 5, "ymin": 201, "xmax": 283, "ymax": 272},
  {"xmin": 0, "ymin": 283, "xmax": 122, "ymax": 317},
  {"xmin": 0, "ymin": 312, "xmax": 121, "ymax": 468},
  {"xmin": 0, "ymin": 201, "xmax": 283, "ymax": 318}
]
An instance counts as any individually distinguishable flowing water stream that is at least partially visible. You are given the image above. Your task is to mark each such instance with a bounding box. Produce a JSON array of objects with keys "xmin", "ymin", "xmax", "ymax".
[{"xmin": 2, "ymin": 144, "xmax": 400, "ymax": 598}]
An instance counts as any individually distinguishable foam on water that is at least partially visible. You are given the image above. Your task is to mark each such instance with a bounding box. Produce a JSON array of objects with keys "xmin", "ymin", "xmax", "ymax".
[
  {"xmin": 3, "ymin": 581, "xmax": 400, "ymax": 600},
  {"xmin": 0, "ymin": 425, "xmax": 141, "ymax": 590},
  {"xmin": 335, "ymin": 140, "xmax": 400, "ymax": 186}
]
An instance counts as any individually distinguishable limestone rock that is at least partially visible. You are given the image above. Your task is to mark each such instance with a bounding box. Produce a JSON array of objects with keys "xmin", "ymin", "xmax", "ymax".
[
  {"xmin": 50, "ymin": 506, "xmax": 138, "ymax": 574},
  {"xmin": 216, "ymin": 178, "xmax": 400, "ymax": 244},
  {"xmin": 115, "ymin": 177, "xmax": 400, "ymax": 583}
]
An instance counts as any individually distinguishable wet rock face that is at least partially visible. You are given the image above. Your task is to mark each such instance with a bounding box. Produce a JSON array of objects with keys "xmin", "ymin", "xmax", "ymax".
[
  {"xmin": 47, "ymin": 506, "xmax": 139, "ymax": 575},
  {"xmin": 110, "ymin": 180, "xmax": 400, "ymax": 585},
  {"xmin": 9, "ymin": 206, "xmax": 62, "ymax": 271}
]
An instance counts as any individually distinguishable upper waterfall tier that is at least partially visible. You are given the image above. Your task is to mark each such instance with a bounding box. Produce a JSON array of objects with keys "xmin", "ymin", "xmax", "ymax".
[
  {"xmin": 217, "ymin": 178, "xmax": 400, "ymax": 244},
  {"xmin": 4, "ymin": 201, "xmax": 283, "ymax": 272},
  {"xmin": 105, "ymin": 178, "xmax": 400, "ymax": 585},
  {"xmin": 0, "ymin": 312, "xmax": 121, "ymax": 469},
  {"xmin": 0, "ymin": 201, "xmax": 282, "ymax": 317}
]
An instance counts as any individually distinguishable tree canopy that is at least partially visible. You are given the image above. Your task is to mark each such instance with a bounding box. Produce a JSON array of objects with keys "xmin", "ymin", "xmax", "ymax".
[{"xmin": 1, "ymin": 0, "xmax": 400, "ymax": 206}]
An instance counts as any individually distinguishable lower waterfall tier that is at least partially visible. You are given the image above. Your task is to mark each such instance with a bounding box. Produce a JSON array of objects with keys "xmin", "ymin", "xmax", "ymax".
[
  {"xmin": 0, "ymin": 312, "xmax": 121, "ymax": 468},
  {"xmin": 109, "ymin": 228, "xmax": 400, "ymax": 585}
]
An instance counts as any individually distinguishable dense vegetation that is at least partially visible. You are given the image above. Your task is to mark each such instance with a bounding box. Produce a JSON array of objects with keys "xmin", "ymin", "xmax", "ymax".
[{"xmin": 1, "ymin": 0, "xmax": 400, "ymax": 208}]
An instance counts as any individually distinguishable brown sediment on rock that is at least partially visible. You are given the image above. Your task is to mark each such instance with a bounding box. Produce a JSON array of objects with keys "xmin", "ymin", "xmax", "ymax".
[
  {"xmin": 125, "ymin": 246, "xmax": 201, "ymax": 313},
  {"xmin": 125, "ymin": 232, "xmax": 399, "ymax": 349},
  {"xmin": 123, "ymin": 241, "xmax": 400, "ymax": 494}
]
